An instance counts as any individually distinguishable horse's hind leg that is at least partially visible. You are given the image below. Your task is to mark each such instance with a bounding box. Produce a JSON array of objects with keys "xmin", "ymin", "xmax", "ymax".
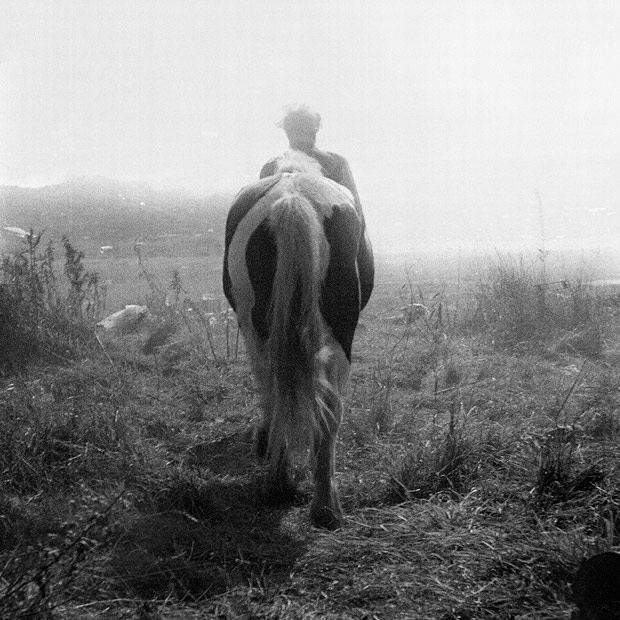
[
  {"xmin": 310, "ymin": 346, "xmax": 350, "ymax": 530},
  {"xmin": 255, "ymin": 390, "xmax": 272, "ymax": 461},
  {"xmin": 248, "ymin": 341, "xmax": 271, "ymax": 460},
  {"xmin": 255, "ymin": 358, "xmax": 297, "ymax": 503},
  {"xmin": 257, "ymin": 399, "xmax": 297, "ymax": 503},
  {"xmin": 265, "ymin": 445, "xmax": 296, "ymax": 503},
  {"xmin": 310, "ymin": 398, "xmax": 343, "ymax": 530},
  {"xmin": 255, "ymin": 402, "xmax": 297, "ymax": 503}
]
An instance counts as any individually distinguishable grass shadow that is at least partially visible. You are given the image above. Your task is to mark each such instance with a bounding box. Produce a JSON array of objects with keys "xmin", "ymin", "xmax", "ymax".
[
  {"xmin": 111, "ymin": 432, "xmax": 309, "ymax": 602},
  {"xmin": 186, "ymin": 429, "xmax": 256, "ymax": 476}
]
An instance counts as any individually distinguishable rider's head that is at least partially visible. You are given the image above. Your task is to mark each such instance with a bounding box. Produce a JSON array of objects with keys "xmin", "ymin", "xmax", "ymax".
[{"xmin": 279, "ymin": 104, "xmax": 321, "ymax": 151}]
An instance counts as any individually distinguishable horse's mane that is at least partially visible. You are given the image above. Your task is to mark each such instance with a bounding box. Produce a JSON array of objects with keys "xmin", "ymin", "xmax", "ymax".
[{"xmin": 273, "ymin": 149, "xmax": 323, "ymax": 175}]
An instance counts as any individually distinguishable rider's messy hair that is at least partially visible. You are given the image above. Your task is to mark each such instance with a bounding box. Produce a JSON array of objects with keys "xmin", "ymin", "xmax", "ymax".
[{"xmin": 278, "ymin": 104, "xmax": 322, "ymax": 137}]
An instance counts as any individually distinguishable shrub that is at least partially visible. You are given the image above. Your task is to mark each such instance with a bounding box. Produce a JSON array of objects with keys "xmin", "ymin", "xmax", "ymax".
[{"xmin": 0, "ymin": 233, "xmax": 105, "ymax": 371}]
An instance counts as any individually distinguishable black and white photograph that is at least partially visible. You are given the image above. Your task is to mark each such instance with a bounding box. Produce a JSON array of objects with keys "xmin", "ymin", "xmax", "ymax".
[{"xmin": 2, "ymin": 2, "xmax": 620, "ymax": 618}]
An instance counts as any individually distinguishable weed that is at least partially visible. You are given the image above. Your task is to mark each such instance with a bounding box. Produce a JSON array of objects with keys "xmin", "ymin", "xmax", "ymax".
[
  {"xmin": 0, "ymin": 233, "xmax": 105, "ymax": 371},
  {"xmin": 469, "ymin": 253, "xmax": 605, "ymax": 355},
  {"xmin": 397, "ymin": 270, "xmax": 451, "ymax": 347},
  {"xmin": 369, "ymin": 365, "xmax": 394, "ymax": 437},
  {"xmin": 0, "ymin": 368, "xmax": 140, "ymax": 495},
  {"xmin": 0, "ymin": 492, "xmax": 120, "ymax": 619},
  {"xmin": 387, "ymin": 403, "xmax": 481, "ymax": 502},
  {"xmin": 134, "ymin": 244, "xmax": 239, "ymax": 364}
]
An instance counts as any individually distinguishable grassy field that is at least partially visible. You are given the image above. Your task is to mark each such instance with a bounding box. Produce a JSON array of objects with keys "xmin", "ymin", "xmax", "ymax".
[{"xmin": 2, "ymin": 240, "xmax": 620, "ymax": 619}]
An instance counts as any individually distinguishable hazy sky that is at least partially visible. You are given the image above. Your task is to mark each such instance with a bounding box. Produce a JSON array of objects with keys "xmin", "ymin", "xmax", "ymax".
[{"xmin": 2, "ymin": 0, "xmax": 620, "ymax": 245}]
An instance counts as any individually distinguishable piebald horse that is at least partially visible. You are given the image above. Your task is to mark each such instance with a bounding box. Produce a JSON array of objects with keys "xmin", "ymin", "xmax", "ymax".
[{"xmin": 223, "ymin": 150, "xmax": 374, "ymax": 529}]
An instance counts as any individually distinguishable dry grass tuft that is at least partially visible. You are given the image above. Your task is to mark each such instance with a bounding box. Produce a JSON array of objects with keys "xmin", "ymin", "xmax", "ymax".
[{"xmin": 469, "ymin": 254, "xmax": 606, "ymax": 357}]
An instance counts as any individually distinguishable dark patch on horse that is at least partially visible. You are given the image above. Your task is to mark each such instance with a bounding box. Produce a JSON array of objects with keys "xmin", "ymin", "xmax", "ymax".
[
  {"xmin": 321, "ymin": 205, "xmax": 363, "ymax": 361},
  {"xmin": 245, "ymin": 219, "xmax": 277, "ymax": 340},
  {"xmin": 223, "ymin": 175, "xmax": 281, "ymax": 311},
  {"xmin": 357, "ymin": 228, "xmax": 375, "ymax": 310}
]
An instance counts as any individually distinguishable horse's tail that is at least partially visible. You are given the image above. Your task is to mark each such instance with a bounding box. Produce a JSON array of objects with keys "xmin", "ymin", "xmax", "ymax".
[{"xmin": 266, "ymin": 194, "xmax": 326, "ymax": 459}]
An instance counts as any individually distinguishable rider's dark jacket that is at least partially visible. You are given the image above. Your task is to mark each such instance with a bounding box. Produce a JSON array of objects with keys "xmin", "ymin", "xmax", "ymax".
[{"xmin": 258, "ymin": 145, "xmax": 373, "ymax": 310}]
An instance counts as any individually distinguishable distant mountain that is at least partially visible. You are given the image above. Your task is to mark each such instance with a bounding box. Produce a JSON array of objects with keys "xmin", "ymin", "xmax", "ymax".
[{"xmin": 0, "ymin": 177, "xmax": 234, "ymax": 257}]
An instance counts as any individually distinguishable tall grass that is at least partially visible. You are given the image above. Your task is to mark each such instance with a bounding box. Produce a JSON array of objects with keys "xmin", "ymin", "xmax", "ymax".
[
  {"xmin": 0, "ymin": 238, "xmax": 237, "ymax": 615},
  {"xmin": 469, "ymin": 253, "xmax": 604, "ymax": 355},
  {"xmin": 1, "ymin": 239, "xmax": 619, "ymax": 618},
  {"xmin": 0, "ymin": 232, "xmax": 106, "ymax": 371},
  {"xmin": 387, "ymin": 402, "xmax": 483, "ymax": 503},
  {"xmin": 135, "ymin": 243, "xmax": 237, "ymax": 365}
]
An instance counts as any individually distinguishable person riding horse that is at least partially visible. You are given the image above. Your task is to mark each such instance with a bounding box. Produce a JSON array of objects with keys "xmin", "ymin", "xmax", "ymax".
[
  {"xmin": 260, "ymin": 105, "xmax": 362, "ymax": 209},
  {"xmin": 259, "ymin": 105, "xmax": 374, "ymax": 311},
  {"xmin": 223, "ymin": 108, "xmax": 375, "ymax": 528},
  {"xmin": 224, "ymin": 148, "xmax": 374, "ymax": 529}
]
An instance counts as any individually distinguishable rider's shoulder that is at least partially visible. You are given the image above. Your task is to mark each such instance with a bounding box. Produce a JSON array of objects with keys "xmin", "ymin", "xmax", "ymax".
[
  {"xmin": 314, "ymin": 149, "xmax": 349, "ymax": 168},
  {"xmin": 259, "ymin": 158, "xmax": 278, "ymax": 178}
]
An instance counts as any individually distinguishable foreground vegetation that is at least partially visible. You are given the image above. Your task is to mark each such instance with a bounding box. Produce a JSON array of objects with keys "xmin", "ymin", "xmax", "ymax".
[{"xmin": 1, "ymin": 236, "xmax": 620, "ymax": 619}]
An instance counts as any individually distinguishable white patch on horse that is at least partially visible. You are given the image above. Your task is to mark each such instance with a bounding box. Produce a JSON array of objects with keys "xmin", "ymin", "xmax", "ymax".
[
  {"xmin": 274, "ymin": 149, "xmax": 323, "ymax": 175},
  {"xmin": 227, "ymin": 174, "xmax": 344, "ymax": 329},
  {"xmin": 226, "ymin": 195, "xmax": 273, "ymax": 329}
]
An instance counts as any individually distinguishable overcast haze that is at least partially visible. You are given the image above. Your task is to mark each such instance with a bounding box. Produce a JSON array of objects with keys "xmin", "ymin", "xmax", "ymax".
[{"xmin": 2, "ymin": 0, "xmax": 620, "ymax": 248}]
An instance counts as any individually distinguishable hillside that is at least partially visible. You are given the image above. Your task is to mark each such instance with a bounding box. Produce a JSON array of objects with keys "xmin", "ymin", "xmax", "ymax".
[{"xmin": 0, "ymin": 177, "xmax": 234, "ymax": 258}]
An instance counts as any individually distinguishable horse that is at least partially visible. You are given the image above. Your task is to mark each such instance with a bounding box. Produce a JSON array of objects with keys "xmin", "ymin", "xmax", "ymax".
[{"xmin": 222, "ymin": 149, "xmax": 374, "ymax": 529}]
